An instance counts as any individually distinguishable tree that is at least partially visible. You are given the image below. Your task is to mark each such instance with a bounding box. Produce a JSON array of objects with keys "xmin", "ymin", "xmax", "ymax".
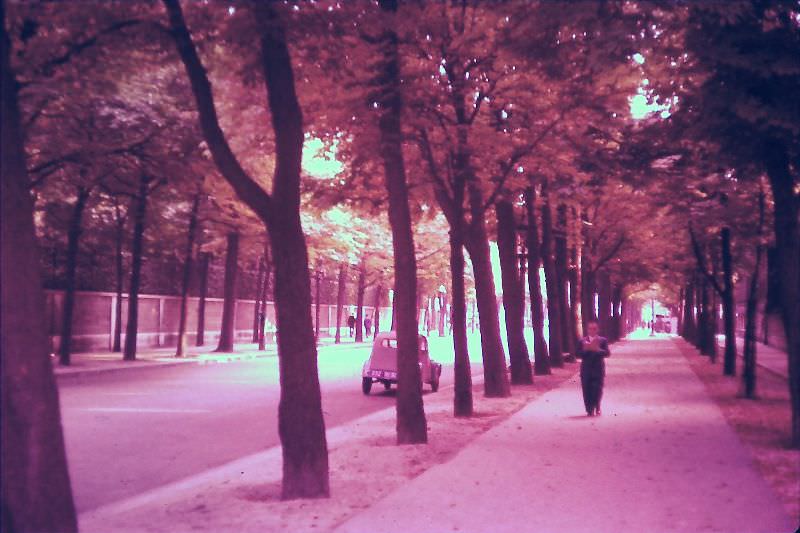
[
  {"xmin": 1, "ymin": 0, "xmax": 77, "ymax": 527},
  {"xmin": 374, "ymin": 0, "xmax": 427, "ymax": 444},
  {"xmin": 164, "ymin": 0, "xmax": 329, "ymax": 497},
  {"xmin": 215, "ymin": 231, "xmax": 239, "ymax": 352}
]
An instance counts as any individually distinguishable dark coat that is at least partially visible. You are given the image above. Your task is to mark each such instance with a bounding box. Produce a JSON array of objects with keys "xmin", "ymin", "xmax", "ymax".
[{"xmin": 577, "ymin": 336, "xmax": 610, "ymax": 378}]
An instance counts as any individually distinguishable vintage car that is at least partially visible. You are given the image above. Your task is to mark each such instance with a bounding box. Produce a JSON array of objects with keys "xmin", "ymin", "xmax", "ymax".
[{"xmin": 362, "ymin": 332, "xmax": 442, "ymax": 394}]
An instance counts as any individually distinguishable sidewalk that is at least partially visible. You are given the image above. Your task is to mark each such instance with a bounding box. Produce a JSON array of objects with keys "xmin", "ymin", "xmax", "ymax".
[
  {"xmin": 54, "ymin": 336, "xmax": 365, "ymax": 380},
  {"xmin": 715, "ymin": 334, "xmax": 788, "ymax": 379},
  {"xmin": 336, "ymin": 337, "xmax": 794, "ymax": 533}
]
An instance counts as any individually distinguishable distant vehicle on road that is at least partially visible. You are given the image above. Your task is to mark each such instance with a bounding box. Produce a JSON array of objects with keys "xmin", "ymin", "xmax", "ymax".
[
  {"xmin": 654, "ymin": 314, "xmax": 672, "ymax": 333},
  {"xmin": 362, "ymin": 332, "xmax": 442, "ymax": 394}
]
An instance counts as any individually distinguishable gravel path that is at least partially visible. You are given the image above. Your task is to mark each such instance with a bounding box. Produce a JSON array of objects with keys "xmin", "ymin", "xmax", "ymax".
[{"xmin": 336, "ymin": 337, "xmax": 795, "ymax": 533}]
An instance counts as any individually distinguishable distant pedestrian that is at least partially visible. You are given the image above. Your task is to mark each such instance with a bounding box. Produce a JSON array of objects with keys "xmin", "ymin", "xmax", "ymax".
[
  {"xmin": 577, "ymin": 320, "xmax": 610, "ymax": 416},
  {"xmin": 364, "ymin": 316, "xmax": 372, "ymax": 337},
  {"xmin": 347, "ymin": 314, "xmax": 356, "ymax": 337}
]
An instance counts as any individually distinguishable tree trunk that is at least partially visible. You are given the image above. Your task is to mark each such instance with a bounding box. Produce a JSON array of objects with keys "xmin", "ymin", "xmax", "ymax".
[
  {"xmin": 258, "ymin": 242, "xmax": 271, "ymax": 351},
  {"xmin": 465, "ymin": 210, "xmax": 512, "ymax": 397},
  {"xmin": 314, "ymin": 268, "xmax": 321, "ymax": 342},
  {"xmin": 373, "ymin": 284, "xmax": 382, "ymax": 338},
  {"xmin": 123, "ymin": 173, "xmax": 150, "ymax": 361},
  {"xmin": 496, "ymin": 199, "xmax": 533, "ymax": 384},
  {"xmin": 682, "ymin": 281, "xmax": 696, "ymax": 342},
  {"xmin": 1, "ymin": 6, "xmax": 78, "ymax": 525},
  {"xmin": 58, "ymin": 187, "xmax": 90, "ymax": 366},
  {"xmin": 112, "ymin": 202, "xmax": 125, "ymax": 352},
  {"xmin": 437, "ymin": 292, "xmax": 447, "ymax": 336},
  {"xmin": 196, "ymin": 252, "xmax": 210, "ymax": 347},
  {"xmin": 334, "ymin": 263, "xmax": 346, "ymax": 344},
  {"xmin": 569, "ymin": 239, "xmax": 582, "ymax": 341},
  {"xmin": 611, "ymin": 285, "xmax": 622, "ymax": 342},
  {"xmin": 721, "ymin": 227, "xmax": 736, "ymax": 375},
  {"xmin": 743, "ymin": 187, "xmax": 765, "ymax": 399},
  {"xmin": 580, "ymin": 210, "xmax": 596, "ymax": 331},
  {"xmin": 540, "ymin": 180, "xmax": 563, "ymax": 367},
  {"xmin": 216, "ymin": 232, "xmax": 239, "ymax": 352},
  {"xmin": 176, "ymin": 194, "xmax": 200, "ymax": 357},
  {"xmin": 555, "ymin": 203, "xmax": 576, "ymax": 361},
  {"xmin": 377, "ymin": 0, "xmax": 427, "ymax": 444},
  {"xmin": 166, "ymin": 0, "xmax": 330, "ymax": 494},
  {"xmin": 449, "ymin": 223, "xmax": 473, "ymax": 416},
  {"xmin": 763, "ymin": 142, "xmax": 800, "ymax": 447},
  {"xmin": 597, "ymin": 271, "xmax": 612, "ymax": 337},
  {"xmin": 355, "ymin": 262, "xmax": 366, "ymax": 342},
  {"xmin": 525, "ymin": 187, "xmax": 551, "ymax": 375},
  {"xmin": 253, "ymin": 255, "xmax": 266, "ymax": 343}
]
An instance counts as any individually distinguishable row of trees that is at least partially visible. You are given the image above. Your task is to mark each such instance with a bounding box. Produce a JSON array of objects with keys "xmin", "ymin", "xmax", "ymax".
[{"xmin": 2, "ymin": 2, "xmax": 797, "ymax": 532}]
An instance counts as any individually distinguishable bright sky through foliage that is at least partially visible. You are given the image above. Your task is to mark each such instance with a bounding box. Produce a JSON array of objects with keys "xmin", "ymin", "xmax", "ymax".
[{"xmin": 302, "ymin": 137, "xmax": 343, "ymax": 178}]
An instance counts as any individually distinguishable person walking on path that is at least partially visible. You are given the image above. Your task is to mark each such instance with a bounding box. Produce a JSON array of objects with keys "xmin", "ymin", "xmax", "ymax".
[
  {"xmin": 364, "ymin": 316, "xmax": 372, "ymax": 338},
  {"xmin": 347, "ymin": 314, "xmax": 356, "ymax": 337},
  {"xmin": 577, "ymin": 319, "xmax": 610, "ymax": 416}
]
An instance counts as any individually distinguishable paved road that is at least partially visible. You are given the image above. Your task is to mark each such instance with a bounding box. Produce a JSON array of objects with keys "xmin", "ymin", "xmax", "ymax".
[{"xmin": 60, "ymin": 337, "xmax": 483, "ymax": 513}]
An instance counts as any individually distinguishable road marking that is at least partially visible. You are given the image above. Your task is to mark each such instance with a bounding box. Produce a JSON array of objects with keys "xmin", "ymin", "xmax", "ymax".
[{"xmin": 82, "ymin": 408, "xmax": 211, "ymax": 414}]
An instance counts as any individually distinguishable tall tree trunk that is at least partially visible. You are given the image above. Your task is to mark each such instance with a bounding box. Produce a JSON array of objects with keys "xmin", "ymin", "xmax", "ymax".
[
  {"xmin": 334, "ymin": 263, "xmax": 346, "ymax": 344},
  {"xmin": 1, "ymin": 6, "xmax": 78, "ymax": 527},
  {"xmin": 465, "ymin": 215, "xmax": 512, "ymax": 397},
  {"xmin": 450, "ymin": 221, "xmax": 473, "ymax": 416},
  {"xmin": 437, "ymin": 291, "xmax": 447, "ymax": 336},
  {"xmin": 123, "ymin": 173, "xmax": 150, "ymax": 361},
  {"xmin": 597, "ymin": 271, "xmax": 612, "ymax": 337},
  {"xmin": 196, "ymin": 252, "xmax": 210, "ymax": 347},
  {"xmin": 721, "ymin": 227, "xmax": 736, "ymax": 375},
  {"xmin": 355, "ymin": 261, "xmax": 366, "ymax": 342},
  {"xmin": 176, "ymin": 194, "xmax": 200, "ymax": 357},
  {"xmin": 525, "ymin": 187, "xmax": 550, "ymax": 375},
  {"xmin": 611, "ymin": 285, "xmax": 622, "ymax": 342},
  {"xmin": 58, "ymin": 187, "xmax": 90, "ymax": 366},
  {"xmin": 569, "ymin": 239, "xmax": 582, "ymax": 341},
  {"xmin": 253, "ymin": 255, "xmax": 266, "ymax": 343},
  {"xmin": 682, "ymin": 281, "xmax": 695, "ymax": 341},
  {"xmin": 555, "ymin": 203, "xmax": 576, "ymax": 360},
  {"xmin": 377, "ymin": 0, "xmax": 427, "ymax": 444},
  {"xmin": 743, "ymin": 187, "xmax": 765, "ymax": 399},
  {"xmin": 496, "ymin": 199, "xmax": 533, "ymax": 385},
  {"xmin": 216, "ymin": 231, "xmax": 239, "ymax": 352},
  {"xmin": 314, "ymin": 267, "xmax": 321, "ymax": 342},
  {"xmin": 580, "ymin": 210, "xmax": 596, "ymax": 331},
  {"xmin": 166, "ymin": 0, "xmax": 330, "ymax": 495},
  {"xmin": 763, "ymin": 143, "xmax": 800, "ymax": 446},
  {"xmin": 372, "ymin": 284, "xmax": 382, "ymax": 339},
  {"xmin": 540, "ymin": 179, "xmax": 563, "ymax": 367},
  {"xmin": 258, "ymin": 242, "xmax": 271, "ymax": 351},
  {"xmin": 112, "ymin": 202, "xmax": 125, "ymax": 352}
]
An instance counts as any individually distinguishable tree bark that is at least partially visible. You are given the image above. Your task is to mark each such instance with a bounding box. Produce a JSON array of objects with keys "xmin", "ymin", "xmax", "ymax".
[
  {"xmin": 216, "ymin": 231, "xmax": 239, "ymax": 352},
  {"xmin": 166, "ymin": 0, "xmax": 331, "ymax": 495},
  {"xmin": 123, "ymin": 172, "xmax": 151, "ymax": 361},
  {"xmin": 555, "ymin": 203, "xmax": 576, "ymax": 360},
  {"xmin": 762, "ymin": 141, "xmax": 800, "ymax": 446},
  {"xmin": 525, "ymin": 187, "xmax": 551, "ymax": 375},
  {"xmin": 450, "ymin": 223, "xmax": 474, "ymax": 416},
  {"xmin": 253, "ymin": 255, "xmax": 266, "ymax": 343},
  {"xmin": 598, "ymin": 271, "xmax": 612, "ymax": 338},
  {"xmin": 372, "ymin": 284, "xmax": 382, "ymax": 339},
  {"xmin": 496, "ymin": 199, "xmax": 533, "ymax": 384},
  {"xmin": 539, "ymin": 179, "xmax": 563, "ymax": 367},
  {"xmin": 176, "ymin": 194, "xmax": 200, "ymax": 357},
  {"xmin": 58, "ymin": 187, "xmax": 90, "ymax": 366},
  {"xmin": 743, "ymin": 187, "xmax": 765, "ymax": 399},
  {"xmin": 682, "ymin": 281, "xmax": 695, "ymax": 341},
  {"xmin": 376, "ymin": 0, "xmax": 427, "ymax": 443},
  {"xmin": 112, "ymin": 201, "xmax": 125, "ymax": 352},
  {"xmin": 355, "ymin": 261, "xmax": 366, "ymax": 342},
  {"xmin": 1, "ymin": 5, "xmax": 78, "ymax": 526},
  {"xmin": 334, "ymin": 263, "xmax": 347, "ymax": 344},
  {"xmin": 569, "ymin": 240, "xmax": 582, "ymax": 340},
  {"xmin": 196, "ymin": 251, "xmax": 210, "ymax": 347},
  {"xmin": 258, "ymin": 242, "xmax": 271, "ymax": 351},
  {"xmin": 721, "ymin": 227, "xmax": 737, "ymax": 376}
]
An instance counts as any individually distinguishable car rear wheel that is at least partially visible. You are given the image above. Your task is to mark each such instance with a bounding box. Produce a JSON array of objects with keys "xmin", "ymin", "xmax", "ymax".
[
  {"xmin": 362, "ymin": 377, "xmax": 372, "ymax": 395},
  {"xmin": 430, "ymin": 371, "xmax": 440, "ymax": 392}
]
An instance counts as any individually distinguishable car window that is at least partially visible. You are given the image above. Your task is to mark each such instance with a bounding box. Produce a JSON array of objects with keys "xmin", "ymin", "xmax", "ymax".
[{"xmin": 381, "ymin": 339, "xmax": 398, "ymax": 349}]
